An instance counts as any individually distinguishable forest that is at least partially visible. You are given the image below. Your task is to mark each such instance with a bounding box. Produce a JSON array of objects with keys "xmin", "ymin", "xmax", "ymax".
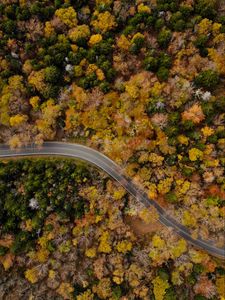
[
  {"xmin": 0, "ymin": 0, "xmax": 224, "ymax": 299},
  {"xmin": 0, "ymin": 158, "xmax": 224, "ymax": 299}
]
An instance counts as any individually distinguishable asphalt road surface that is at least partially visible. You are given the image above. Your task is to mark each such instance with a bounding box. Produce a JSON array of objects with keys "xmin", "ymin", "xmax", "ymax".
[{"xmin": 0, "ymin": 142, "xmax": 224, "ymax": 259}]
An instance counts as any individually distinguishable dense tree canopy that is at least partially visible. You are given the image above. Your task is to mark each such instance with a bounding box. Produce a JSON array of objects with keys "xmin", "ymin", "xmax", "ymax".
[{"xmin": 0, "ymin": 158, "xmax": 224, "ymax": 299}]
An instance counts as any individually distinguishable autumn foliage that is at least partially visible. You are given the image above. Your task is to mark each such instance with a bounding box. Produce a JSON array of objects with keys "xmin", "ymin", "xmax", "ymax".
[{"xmin": 0, "ymin": 0, "xmax": 225, "ymax": 298}]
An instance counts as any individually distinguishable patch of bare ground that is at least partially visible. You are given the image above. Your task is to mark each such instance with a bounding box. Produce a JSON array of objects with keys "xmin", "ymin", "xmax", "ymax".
[{"xmin": 124, "ymin": 215, "xmax": 163, "ymax": 236}]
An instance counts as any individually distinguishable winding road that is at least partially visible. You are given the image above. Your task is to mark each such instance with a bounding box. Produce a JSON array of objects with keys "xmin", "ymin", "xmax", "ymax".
[{"xmin": 0, "ymin": 141, "xmax": 224, "ymax": 259}]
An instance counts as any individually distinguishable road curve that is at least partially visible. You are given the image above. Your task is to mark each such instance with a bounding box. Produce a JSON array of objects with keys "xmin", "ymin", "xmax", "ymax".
[{"xmin": 0, "ymin": 141, "xmax": 224, "ymax": 259}]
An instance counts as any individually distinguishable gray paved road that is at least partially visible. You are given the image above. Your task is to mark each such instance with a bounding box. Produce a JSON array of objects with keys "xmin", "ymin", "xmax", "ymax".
[{"xmin": 0, "ymin": 141, "xmax": 224, "ymax": 259}]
